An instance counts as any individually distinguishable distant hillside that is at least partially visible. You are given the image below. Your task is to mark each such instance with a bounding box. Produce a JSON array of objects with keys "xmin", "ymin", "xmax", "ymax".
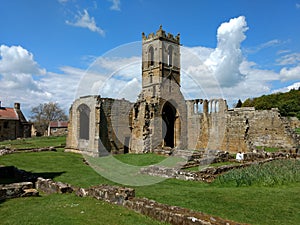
[{"xmin": 242, "ymin": 88, "xmax": 300, "ymax": 119}]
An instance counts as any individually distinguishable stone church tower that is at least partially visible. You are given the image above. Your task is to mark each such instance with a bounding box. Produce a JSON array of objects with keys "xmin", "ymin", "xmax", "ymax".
[{"xmin": 130, "ymin": 26, "xmax": 188, "ymax": 153}]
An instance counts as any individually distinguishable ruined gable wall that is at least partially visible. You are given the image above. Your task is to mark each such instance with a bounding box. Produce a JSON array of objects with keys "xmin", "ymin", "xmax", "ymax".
[
  {"xmin": 66, "ymin": 95, "xmax": 101, "ymax": 156},
  {"xmin": 66, "ymin": 96, "xmax": 133, "ymax": 156},
  {"xmin": 99, "ymin": 98, "xmax": 133, "ymax": 155}
]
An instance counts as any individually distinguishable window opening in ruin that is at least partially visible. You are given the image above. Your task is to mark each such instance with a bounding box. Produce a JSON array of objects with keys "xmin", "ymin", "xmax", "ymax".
[
  {"xmin": 162, "ymin": 101, "xmax": 176, "ymax": 148},
  {"xmin": 149, "ymin": 74, "xmax": 153, "ymax": 83},
  {"xmin": 4, "ymin": 121, "xmax": 8, "ymax": 129},
  {"xmin": 134, "ymin": 106, "xmax": 139, "ymax": 119},
  {"xmin": 124, "ymin": 137, "xmax": 130, "ymax": 154},
  {"xmin": 78, "ymin": 104, "xmax": 90, "ymax": 140},
  {"xmin": 149, "ymin": 46, "xmax": 154, "ymax": 66},
  {"xmin": 167, "ymin": 45, "xmax": 173, "ymax": 66},
  {"xmin": 198, "ymin": 103, "xmax": 203, "ymax": 113}
]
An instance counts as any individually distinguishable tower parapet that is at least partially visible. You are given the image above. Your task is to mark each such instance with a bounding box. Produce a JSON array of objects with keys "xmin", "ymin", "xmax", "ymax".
[{"xmin": 142, "ymin": 25, "xmax": 180, "ymax": 44}]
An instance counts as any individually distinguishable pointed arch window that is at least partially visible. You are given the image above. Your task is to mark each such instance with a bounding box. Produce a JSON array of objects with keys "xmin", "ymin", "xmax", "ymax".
[
  {"xmin": 78, "ymin": 104, "xmax": 90, "ymax": 140},
  {"xmin": 167, "ymin": 45, "xmax": 173, "ymax": 66},
  {"xmin": 149, "ymin": 46, "xmax": 154, "ymax": 67}
]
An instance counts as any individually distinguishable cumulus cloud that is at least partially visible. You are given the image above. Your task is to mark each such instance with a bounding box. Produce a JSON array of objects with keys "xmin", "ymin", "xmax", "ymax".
[
  {"xmin": 108, "ymin": 0, "xmax": 121, "ymax": 11},
  {"xmin": 204, "ymin": 16, "xmax": 248, "ymax": 87},
  {"xmin": 66, "ymin": 9, "xmax": 105, "ymax": 36},
  {"xmin": 0, "ymin": 45, "xmax": 46, "ymax": 75}
]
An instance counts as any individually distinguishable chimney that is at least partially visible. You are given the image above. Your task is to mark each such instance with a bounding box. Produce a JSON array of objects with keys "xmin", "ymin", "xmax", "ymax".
[{"xmin": 14, "ymin": 102, "xmax": 20, "ymax": 110}]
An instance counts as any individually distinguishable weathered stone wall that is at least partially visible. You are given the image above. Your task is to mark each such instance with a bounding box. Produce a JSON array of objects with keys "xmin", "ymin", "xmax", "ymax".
[
  {"xmin": 66, "ymin": 95, "xmax": 133, "ymax": 156},
  {"xmin": 187, "ymin": 103, "xmax": 298, "ymax": 153},
  {"xmin": 99, "ymin": 98, "xmax": 133, "ymax": 155},
  {"xmin": 130, "ymin": 79, "xmax": 188, "ymax": 153},
  {"xmin": 36, "ymin": 177, "xmax": 73, "ymax": 194},
  {"xmin": 76, "ymin": 184, "xmax": 135, "ymax": 205},
  {"xmin": 288, "ymin": 117, "xmax": 300, "ymax": 129},
  {"xmin": 0, "ymin": 182, "xmax": 38, "ymax": 200},
  {"xmin": 124, "ymin": 197, "xmax": 248, "ymax": 225}
]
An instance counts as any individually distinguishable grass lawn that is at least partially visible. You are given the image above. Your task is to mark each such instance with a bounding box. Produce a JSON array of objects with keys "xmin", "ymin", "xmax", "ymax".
[
  {"xmin": 0, "ymin": 193, "xmax": 166, "ymax": 225},
  {"xmin": 1, "ymin": 137, "xmax": 300, "ymax": 225},
  {"xmin": 0, "ymin": 136, "xmax": 66, "ymax": 149}
]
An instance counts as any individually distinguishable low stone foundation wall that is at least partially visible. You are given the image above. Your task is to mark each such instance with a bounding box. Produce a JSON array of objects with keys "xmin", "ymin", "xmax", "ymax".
[
  {"xmin": 0, "ymin": 182, "xmax": 39, "ymax": 200},
  {"xmin": 0, "ymin": 166, "xmax": 247, "ymax": 225},
  {"xmin": 36, "ymin": 177, "xmax": 74, "ymax": 194},
  {"xmin": 124, "ymin": 197, "xmax": 248, "ymax": 225},
  {"xmin": 76, "ymin": 185, "xmax": 135, "ymax": 205},
  {"xmin": 0, "ymin": 147, "xmax": 57, "ymax": 156},
  {"xmin": 140, "ymin": 158, "xmax": 276, "ymax": 182}
]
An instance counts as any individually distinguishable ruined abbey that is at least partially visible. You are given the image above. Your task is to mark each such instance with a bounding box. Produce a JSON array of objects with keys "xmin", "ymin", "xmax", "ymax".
[{"xmin": 66, "ymin": 26, "xmax": 299, "ymax": 157}]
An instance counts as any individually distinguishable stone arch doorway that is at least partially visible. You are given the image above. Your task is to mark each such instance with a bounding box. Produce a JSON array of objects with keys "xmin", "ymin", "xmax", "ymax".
[{"xmin": 162, "ymin": 101, "xmax": 177, "ymax": 148}]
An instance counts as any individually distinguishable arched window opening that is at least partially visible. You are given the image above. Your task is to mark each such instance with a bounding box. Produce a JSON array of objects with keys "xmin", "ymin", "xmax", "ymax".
[
  {"xmin": 167, "ymin": 45, "xmax": 173, "ymax": 66},
  {"xmin": 149, "ymin": 46, "xmax": 154, "ymax": 66},
  {"xmin": 78, "ymin": 104, "xmax": 90, "ymax": 140}
]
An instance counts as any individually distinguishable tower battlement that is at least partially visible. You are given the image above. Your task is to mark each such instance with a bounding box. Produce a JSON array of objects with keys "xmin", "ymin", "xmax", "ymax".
[{"xmin": 142, "ymin": 25, "xmax": 180, "ymax": 44}]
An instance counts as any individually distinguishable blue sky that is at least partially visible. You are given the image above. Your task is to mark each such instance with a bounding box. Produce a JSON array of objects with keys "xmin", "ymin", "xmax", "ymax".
[{"xmin": 0, "ymin": 0, "xmax": 300, "ymax": 117}]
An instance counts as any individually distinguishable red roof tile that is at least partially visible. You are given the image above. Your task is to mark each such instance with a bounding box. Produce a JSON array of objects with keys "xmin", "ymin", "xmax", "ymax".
[
  {"xmin": 49, "ymin": 121, "xmax": 68, "ymax": 128},
  {"xmin": 0, "ymin": 107, "xmax": 18, "ymax": 120}
]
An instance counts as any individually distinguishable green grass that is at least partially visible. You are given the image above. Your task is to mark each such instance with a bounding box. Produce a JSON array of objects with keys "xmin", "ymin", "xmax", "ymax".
[
  {"xmin": 1, "ymin": 137, "xmax": 300, "ymax": 225},
  {"xmin": 0, "ymin": 136, "xmax": 66, "ymax": 149},
  {"xmin": 255, "ymin": 146, "xmax": 280, "ymax": 152},
  {"xmin": 114, "ymin": 153, "xmax": 167, "ymax": 166},
  {"xmin": 295, "ymin": 127, "xmax": 300, "ymax": 134},
  {"xmin": 0, "ymin": 193, "xmax": 166, "ymax": 225},
  {"xmin": 184, "ymin": 161, "xmax": 241, "ymax": 171},
  {"xmin": 214, "ymin": 159, "xmax": 300, "ymax": 187}
]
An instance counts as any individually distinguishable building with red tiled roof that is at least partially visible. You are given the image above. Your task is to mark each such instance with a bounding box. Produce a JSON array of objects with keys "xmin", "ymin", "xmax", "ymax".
[
  {"xmin": 0, "ymin": 101, "xmax": 31, "ymax": 141},
  {"xmin": 47, "ymin": 121, "xmax": 68, "ymax": 136}
]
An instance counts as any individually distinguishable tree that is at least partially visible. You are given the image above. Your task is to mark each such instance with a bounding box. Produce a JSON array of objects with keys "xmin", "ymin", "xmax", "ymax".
[
  {"xmin": 235, "ymin": 99, "xmax": 243, "ymax": 108},
  {"xmin": 30, "ymin": 102, "xmax": 68, "ymax": 136}
]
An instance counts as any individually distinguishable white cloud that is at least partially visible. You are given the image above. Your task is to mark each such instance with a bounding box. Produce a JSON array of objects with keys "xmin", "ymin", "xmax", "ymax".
[
  {"xmin": 0, "ymin": 45, "xmax": 45, "ymax": 75},
  {"xmin": 204, "ymin": 16, "xmax": 248, "ymax": 87},
  {"xmin": 66, "ymin": 9, "xmax": 105, "ymax": 36},
  {"xmin": 279, "ymin": 66, "xmax": 300, "ymax": 81},
  {"xmin": 296, "ymin": 3, "xmax": 300, "ymax": 9},
  {"xmin": 272, "ymin": 82, "xmax": 300, "ymax": 93},
  {"xmin": 108, "ymin": 0, "xmax": 121, "ymax": 11},
  {"xmin": 277, "ymin": 52, "xmax": 300, "ymax": 65}
]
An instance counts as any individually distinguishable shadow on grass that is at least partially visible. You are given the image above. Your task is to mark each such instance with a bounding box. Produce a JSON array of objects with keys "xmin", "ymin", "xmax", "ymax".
[
  {"xmin": 1, "ymin": 164, "xmax": 66, "ymax": 184},
  {"xmin": 0, "ymin": 169, "xmax": 66, "ymax": 205}
]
